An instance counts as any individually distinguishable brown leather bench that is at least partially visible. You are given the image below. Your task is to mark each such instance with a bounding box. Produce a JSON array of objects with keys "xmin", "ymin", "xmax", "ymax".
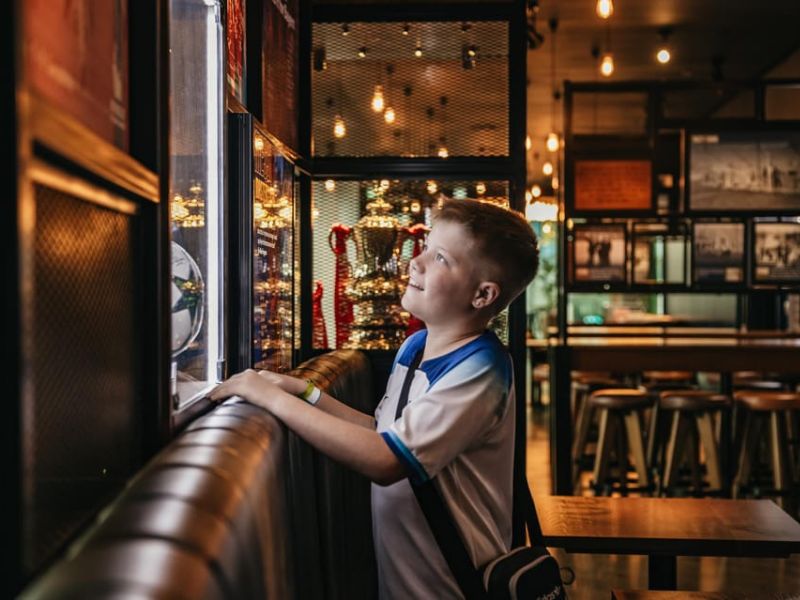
[{"xmin": 21, "ymin": 350, "xmax": 378, "ymax": 600}]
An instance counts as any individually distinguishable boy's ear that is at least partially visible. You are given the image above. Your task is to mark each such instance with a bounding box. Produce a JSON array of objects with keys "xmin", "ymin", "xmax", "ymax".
[{"xmin": 472, "ymin": 281, "xmax": 501, "ymax": 309}]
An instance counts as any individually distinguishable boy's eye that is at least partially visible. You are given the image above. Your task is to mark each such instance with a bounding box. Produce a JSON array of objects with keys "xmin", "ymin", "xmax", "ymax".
[{"xmin": 435, "ymin": 252, "xmax": 447, "ymax": 264}]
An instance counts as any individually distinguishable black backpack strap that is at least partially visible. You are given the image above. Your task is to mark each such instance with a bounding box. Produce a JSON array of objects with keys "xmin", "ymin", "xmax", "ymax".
[
  {"xmin": 411, "ymin": 480, "xmax": 488, "ymax": 600},
  {"xmin": 394, "ymin": 349, "xmax": 423, "ymax": 420}
]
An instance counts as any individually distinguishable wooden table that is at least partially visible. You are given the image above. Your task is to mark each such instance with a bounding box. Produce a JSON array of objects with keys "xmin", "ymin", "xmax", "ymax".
[
  {"xmin": 536, "ymin": 496, "xmax": 800, "ymax": 590},
  {"xmin": 612, "ymin": 591, "xmax": 797, "ymax": 599},
  {"xmin": 544, "ymin": 337, "xmax": 800, "ymax": 494}
]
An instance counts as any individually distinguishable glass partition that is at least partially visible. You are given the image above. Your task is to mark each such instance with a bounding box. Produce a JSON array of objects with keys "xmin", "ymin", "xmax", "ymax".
[
  {"xmin": 168, "ymin": 0, "xmax": 225, "ymax": 409},
  {"xmin": 312, "ymin": 179, "xmax": 511, "ymax": 349}
]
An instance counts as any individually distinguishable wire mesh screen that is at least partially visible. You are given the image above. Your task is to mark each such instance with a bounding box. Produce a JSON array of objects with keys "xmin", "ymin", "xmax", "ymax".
[
  {"xmin": 311, "ymin": 179, "xmax": 510, "ymax": 350},
  {"xmin": 27, "ymin": 183, "xmax": 140, "ymax": 572},
  {"xmin": 312, "ymin": 21, "xmax": 509, "ymax": 158}
]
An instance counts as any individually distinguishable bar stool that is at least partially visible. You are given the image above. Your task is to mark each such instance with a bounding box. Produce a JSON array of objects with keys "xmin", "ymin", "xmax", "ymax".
[
  {"xmin": 587, "ymin": 388, "xmax": 653, "ymax": 495},
  {"xmin": 733, "ymin": 390, "xmax": 800, "ymax": 511},
  {"xmin": 531, "ymin": 362, "xmax": 549, "ymax": 408},
  {"xmin": 641, "ymin": 372, "xmax": 697, "ymax": 475},
  {"xmin": 571, "ymin": 373, "xmax": 626, "ymax": 490},
  {"xmin": 657, "ymin": 390, "xmax": 730, "ymax": 496}
]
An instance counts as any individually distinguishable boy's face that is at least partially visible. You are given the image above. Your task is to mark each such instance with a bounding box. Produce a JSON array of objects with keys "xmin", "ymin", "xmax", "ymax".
[{"xmin": 402, "ymin": 220, "xmax": 486, "ymax": 326}]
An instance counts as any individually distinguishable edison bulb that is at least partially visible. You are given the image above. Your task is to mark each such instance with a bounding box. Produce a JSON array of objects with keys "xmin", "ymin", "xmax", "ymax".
[
  {"xmin": 656, "ymin": 48, "xmax": 671, "ymax": 64},
  {"xmin": 531, "ymin": 184, "xmax": 542, "ymax": 198},
  {"xmin": 542, "ymin": 161, "xmax": 554, "ymax": 176},
  {"xmin": 324, "ymin": 179, "xmax": 336, "ymax": 192},
  {"xmin": 596, "ymin": 0, "xmax": 613, "ymax": 19},
  {"xmin": 546, "ymin": 133, "xmax": 559, "ymax": 153},
  {"xmin": 371, "ymin": 85, "xmax": 385, "ymax": 112},
  {"xmin": 333, "ymin": 115, "xmax": 346, "ymax": 138},
  {"xmin": 600, "ymin": 53, "xmax": 615, "ymax": 77},
  {"xmin": 384, "ymin": 107, "xmax": 396, "ymax": 124}
]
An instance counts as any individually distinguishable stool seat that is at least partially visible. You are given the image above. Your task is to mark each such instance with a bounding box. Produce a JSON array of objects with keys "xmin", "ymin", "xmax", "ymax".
[
  {"xmin": 659, "ymin": 390, "xmax": 730, "ymax": 411},
  {"xmin": 574, "ymin": 375, "xmax": 620, "ymax": 389},
  {"xmin": 590, "ymin": 389, "xmax": 651, "ymax": 410},
  {"xmin": 643, "ymin": 370, "xmax": 693, "ymax": 382},
  {"xmin": 734, "ymin": 379, "xmax": 786, "ymax": 391},
  {"xmin": 734, "ymin": 391, "xmax": 800, "ymax": 411}
]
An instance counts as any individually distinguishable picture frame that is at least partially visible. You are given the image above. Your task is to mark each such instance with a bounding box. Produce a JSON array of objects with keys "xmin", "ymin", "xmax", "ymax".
[
  {"xmin": 572, "ymin": 224, "xmax": 627, "ymax": 283},
  {"xmin": 687, "ymin": 131, "xmax": 800, "ymax": 214},
  {"xmin": 752, "ymin": 221, "xmax": 800, "ymax": 284},
  {"xmin": 632, "ymin": 223, "xmax": 688, "ymax": 286},
  {"xmin": 692, "ymin": 222, "xmax": 746, "ymax": 285},
  {"xmin": 570, "ymin": 158, "xmax": 654, "ymax": 215}
]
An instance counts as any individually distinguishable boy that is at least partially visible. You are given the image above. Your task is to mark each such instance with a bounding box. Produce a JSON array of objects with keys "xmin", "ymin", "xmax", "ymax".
[{"xmin": 209, "ymin": 198, "xmax": 539, "ymax": 598}]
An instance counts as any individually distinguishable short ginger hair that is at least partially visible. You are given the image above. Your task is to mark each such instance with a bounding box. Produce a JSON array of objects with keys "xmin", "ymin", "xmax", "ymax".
[{"xmin": 433, "ymin": 198, "xmax": 539, "ymax": 313}]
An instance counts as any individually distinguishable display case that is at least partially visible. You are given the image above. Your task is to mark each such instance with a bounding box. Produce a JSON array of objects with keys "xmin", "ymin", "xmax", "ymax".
[
  {"xmin": 312, "ymin": 179, "xmax": 510, "ymax": 350},
  {"xmin": 229, "ymin": 115, "xmax": 296, "ymax": 373},
  {"xmin": 168, "ymin": 0, "xmax": 225, "ymax": 409}
]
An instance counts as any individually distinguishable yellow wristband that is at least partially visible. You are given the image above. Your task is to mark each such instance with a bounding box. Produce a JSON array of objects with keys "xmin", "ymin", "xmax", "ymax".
[{"xmin": 300, "ymin": 379, "xmax": 315, "ymax": 401}]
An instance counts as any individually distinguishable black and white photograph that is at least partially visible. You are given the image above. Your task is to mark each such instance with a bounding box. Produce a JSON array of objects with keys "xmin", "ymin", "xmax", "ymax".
[
  {"xmin": 753, "ymin": 222, "xmax": 800, "ymax": 283},
  {"xmin": 693, "ymin": 222, "xmax": 745, "ymax": 284},
  {"xmin": 573, "ymin": 224, "xmax": 626, "ymax": 282},
  {"xmin": 633, "ymin": 233, "xmax": 688, "ymax": 285},
  {"xmin": 689, "ymin": 132, "xmax": 800, "ymax": 211}
]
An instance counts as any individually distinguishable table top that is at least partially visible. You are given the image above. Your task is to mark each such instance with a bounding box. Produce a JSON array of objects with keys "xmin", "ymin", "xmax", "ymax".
[
  {"xmin": 611, "ymin": 591, "xmax": 798, "ymax": 600},
  {"xmin": 536, "ymin": 496, "xmax": 800, "ymax": 558}
]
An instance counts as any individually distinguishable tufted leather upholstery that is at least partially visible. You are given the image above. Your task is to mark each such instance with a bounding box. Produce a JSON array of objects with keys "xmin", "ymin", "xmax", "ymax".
[
  {"xmin": 289, "ymin": 349, "xmax": 378, "ymax": 600},
  {"xmin": 22, "ymin": 349, "xmax": 379, "ymax": 600},
  {"xmin": 22, "ymin": 400, "xmax": 291, "ymax": 599}
]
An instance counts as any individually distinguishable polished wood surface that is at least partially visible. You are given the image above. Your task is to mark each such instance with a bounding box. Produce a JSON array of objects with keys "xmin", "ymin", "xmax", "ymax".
[
  {"xmin": 536, "ymin": 496, "xmax": 800, "ymax": 558},
  {"xmin": 526, "ymin": 409, "xmax": 800, "ymax": 598},
  {"xmin": 612, "ymin": 591, "xmax": 798, "ymax": 600}
]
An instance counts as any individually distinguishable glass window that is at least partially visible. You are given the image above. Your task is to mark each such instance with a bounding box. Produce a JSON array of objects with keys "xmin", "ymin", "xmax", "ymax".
[
  {"xmin": 168, "ymin": 0, "xmax": 225, "ymax": 409},
  {"xmin": 312, "ymin": 179, "xmax": 511, "ymax": 349}
]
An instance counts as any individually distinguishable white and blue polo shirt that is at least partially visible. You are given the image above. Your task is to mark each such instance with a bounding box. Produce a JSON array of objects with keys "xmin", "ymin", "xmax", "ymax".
[{"xmin": 372, "ymin": 329, "xmax": 516, "ymax": 599}]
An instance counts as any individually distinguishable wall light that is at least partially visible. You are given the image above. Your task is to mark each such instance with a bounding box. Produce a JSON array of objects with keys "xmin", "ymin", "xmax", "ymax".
[{"xmin": 546, "ymin": 132, "xmax": 559, "ymax": 152}]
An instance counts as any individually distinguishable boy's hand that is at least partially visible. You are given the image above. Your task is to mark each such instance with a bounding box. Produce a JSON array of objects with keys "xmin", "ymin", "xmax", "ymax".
[{"xmin": 207, "ymin": 369, "xmax": 283, "ymax": 411}]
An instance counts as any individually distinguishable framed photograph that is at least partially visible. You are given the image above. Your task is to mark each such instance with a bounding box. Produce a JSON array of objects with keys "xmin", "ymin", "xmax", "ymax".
[
  {"xmin": 753, "ymin": 221, "xmax": 800, "ymax": 284},
  {"xmin": 573, "ymin": 159, "xmax": 653, "ymax": 213},
  {"xmin": 688, "ymin": 131, "xmax": 800, "ymax": 213},
  {"xmin": 572, "ymin": 224, "xmax": 627, "ymax": 283},
  {"xmin": 692, "ymin": 222, "xmax": 745, "ymax": 285},
  {"xmin": 632, "ymin": 224, "xmax": 688, "ymax": 285}
]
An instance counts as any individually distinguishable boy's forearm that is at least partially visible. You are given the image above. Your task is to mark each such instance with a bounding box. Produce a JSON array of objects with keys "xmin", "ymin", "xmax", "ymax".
[
  {"xmin": 265, "ymin": 390, "xmax": 404, "ymax": 485},
  {"xmin": 314, "ymin": 390, "xmax": 376, "ymax": 429}
]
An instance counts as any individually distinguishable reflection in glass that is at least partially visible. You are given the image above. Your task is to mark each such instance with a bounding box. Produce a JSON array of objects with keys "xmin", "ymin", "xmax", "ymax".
[{"xmin": 252, "ymin": 135, "xmax": 294, "ymax": 371}]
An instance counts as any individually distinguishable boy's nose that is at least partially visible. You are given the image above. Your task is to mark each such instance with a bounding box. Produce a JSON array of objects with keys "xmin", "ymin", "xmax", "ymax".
[{"xmin": 409, "ymin": 255, "xmax": 423, "ymax": 273}]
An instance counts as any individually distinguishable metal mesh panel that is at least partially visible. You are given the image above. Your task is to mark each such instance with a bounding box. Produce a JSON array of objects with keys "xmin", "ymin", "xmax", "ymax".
[
  {"xmin": 312, "ymin": 21, "xmax": 509, "ymax": 157},
  {"xmin": 27, "ymin": 183, "xmax": 140, "ymax": 570},
  {"xmin": 311, "ymin": 179, "xmax": 510, "ymax": 350}
]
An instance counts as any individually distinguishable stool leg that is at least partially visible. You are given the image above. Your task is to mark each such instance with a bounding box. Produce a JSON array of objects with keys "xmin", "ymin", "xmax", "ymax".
[
  {"xmin": 734, "ymin": 413, "xmax": 763, "ymax": 499},
  {"xmin": 697, "ymin": 411, "xmax": 723, "ymax": 492},
  {"xmin": 646, "ymin": 403, "xmax": 660, "ymax": 471},
  {"xmin": 662, "ymin": 412, "xmax": 688, "ymax": 494},
  {"xmin": 592, "ymin": 408, "xmax": 614, "ymax": 494},
  {"xmin": 572, "ymin": 402, "xmax": 594, "ymax": 461},
  {"xmin": 624, "ymin": 411, "xmax": 650, "ymax": 490},
  {"xmin": 769, "ymin": 411, "xmax": 790, "ymax": 510},
  {"xmin": 686, "ymin": 421, "xmax": 703, "ymax": 494},
  {"xmin": 614, "ymin": 413, "xmax": 629, "ymax": 494}
]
